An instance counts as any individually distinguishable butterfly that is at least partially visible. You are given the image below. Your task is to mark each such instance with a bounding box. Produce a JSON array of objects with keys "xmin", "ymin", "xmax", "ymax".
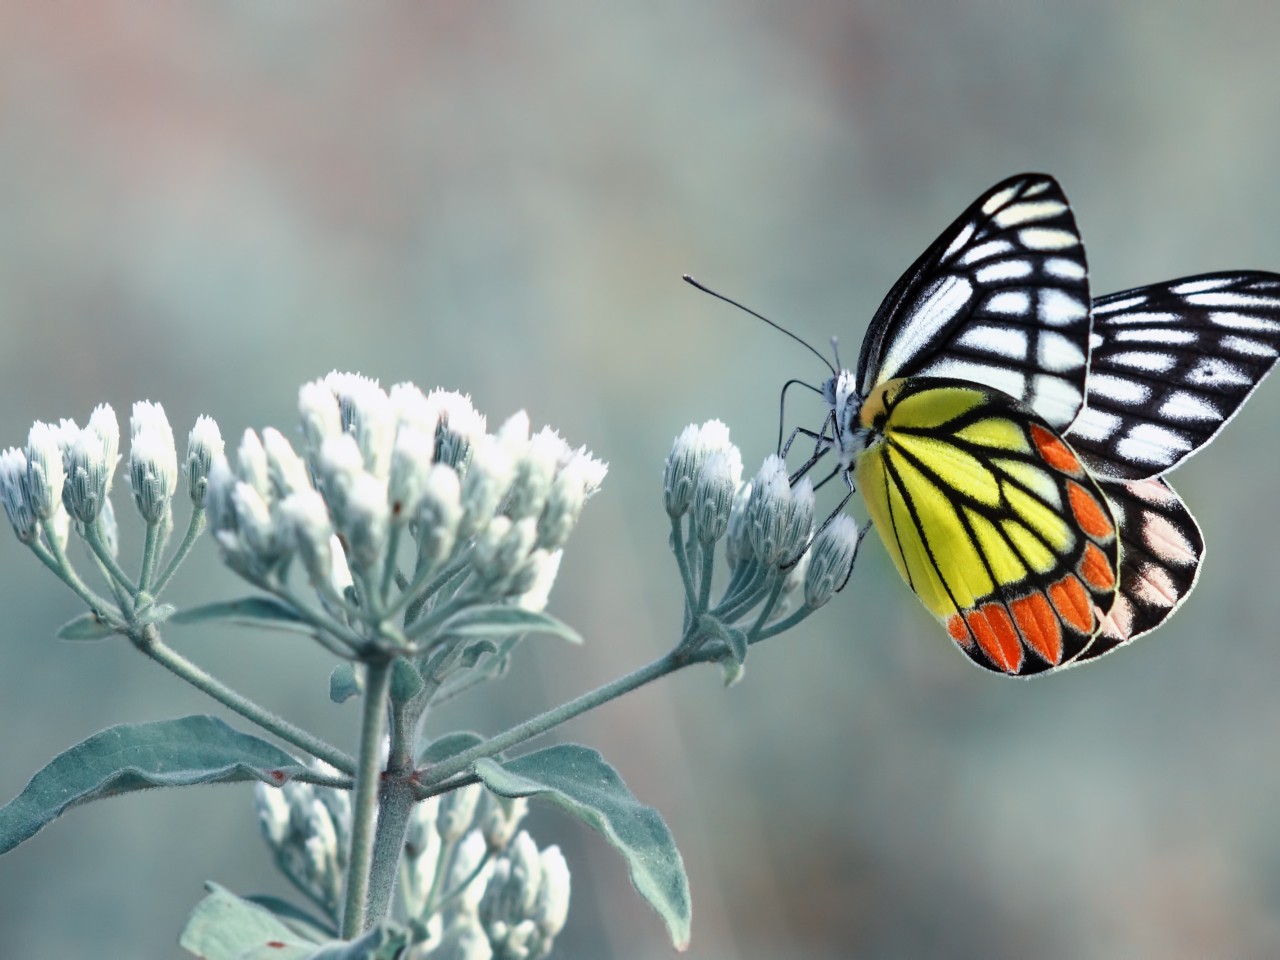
[{"xmin": 792, "ymin": 174, "xmax": 1280, "ymax": 676}]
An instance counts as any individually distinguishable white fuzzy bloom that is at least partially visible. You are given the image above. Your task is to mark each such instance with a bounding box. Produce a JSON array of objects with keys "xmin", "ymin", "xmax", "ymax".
[
  {"xmin": 314, "ymin": 433, "xmax": 365, "ymax": 516},
  {"xmin": 326, "ymin": 372, "xmax": 395, "ymax": 479},
  {"xmin": 437, "ymin": 783, "xmax": 483, "ymax": 844},
  {"xmin": 691, "ymin": 448, "xmax": 742, "ymax": 545},
  {"xmin": 236, "ymin": 429, "xmax": 272, "ymax": 500},
  {"xmin": 514, "ymin": 549, "xmax": 561, "ymax": 612},
  {"xmin": 505, "ymin": 426, "xmax": 560, "ymax": 521},
  {"xmin": 534, "ymin": 846, "xmax": 571, "ymax": 940},
  {"xmin": 129, "ymin": 402, "xmax": 179, "ymax": 524},
  {"xmin": 781, "ymin": 476, "xmax": 815, "ymax": 563},
  {"xmin": 416, "ymin": 464, "xmax": 463, "ymax": 571},
  {"xmin": 25, "ymin": 422, "xmax": 65, "ymax": 521},
  {"xmin": 62, "ymin": 423, "xmax": 114, "ymax": 524},
  {"xmin": 185, "ymin": 415, "xmax": 224, "ymax": 507},
  {"xmin": 389, "ymin": 381, "xmax": 438, "ymax": 437},
  {"xmin": 746, "ymin": 455, "xmax": 793, "ymax": 567},
  {"xmin": 86, "ymin": 404, "xmax": 120, "ymax": 495},
  {"xmin": 458, "ymin": 435, "xmax": 514, "ymax": 539},
  {"xmin": 254, "ymin": 783, "xmax": 291, "ymax": 848},
  {"xmin": 340, "ymin": 471, "xmax": 390, "ymax": 570},
  {"xmin": 298, "ymin": 379, "xmax": 343, "ymax": 458},
  {"xmin": 426, "ymin": 390, "xmax": 486, "ymax": 470},
  {"xmin": 280, "ymin": 490, "xmax": 335, "ymax": 586},
  {"xmin": 663, "ymin": 419, "xmax": 733, "ymax": 518},
  {"xmin": 262, "ymin": 428, "xmax": 312, "ymax": 500},
  {"xmin": 388, "ymin": 425, "xmax": 435, "ymax": 526},
  {"xmin": 471, "ymin": 516, "xmax": 537, "ymax": 590},
  {"xmin": 232, "ymin": 482, "xmax": 278, "ymax": 559},
  {"xmin": 725, "ymin": 480, "xmax": 753, "ymax": 568},
  {"xmin": 495, "ymin": 410, "xmax": 531, "ymax": 459},
  {"xmin": 449, "ymin": 830, "xmax": 492, "ymax": 914}
]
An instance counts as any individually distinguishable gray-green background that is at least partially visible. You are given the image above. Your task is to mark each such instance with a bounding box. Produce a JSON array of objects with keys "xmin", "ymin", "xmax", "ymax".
[{"xmin": 2, "ymin": 4, "xmax": 1279, "ymax": 957}]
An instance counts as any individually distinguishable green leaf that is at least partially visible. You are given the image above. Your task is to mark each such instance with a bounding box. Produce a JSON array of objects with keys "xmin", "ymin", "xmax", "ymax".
[
  {"xmin": 135, "ymin": 602, "xmax": 177, "ymax": 626},
  {"xmin": 55, "ymin": 612, "xmax": 119, "ymax": 641},
  {"xmin": 475, "ymin": 744, "xmax": 691, "ymax": 950},
  {"xmin": 418, "ymin": 731, "xmax": 486, "ymax": 766},
  {"xmin": 388, "ymin": 657, "xmax": 424, "ymax": 704},
  {"xmin": 436, "ymin": 605, "xmax": 582, "ymax": 645},
  {"xmin": 0, "ymin": 715, "xmax": 309, "ymax": 855},
  {"xmin": 181, "ymin": 884, "xmax": 410, "ymax": 959},
  {"xmin": 180, "ymin": 883, "xmax": 317, "ymax": 958},
  {"xmin": 329, "ymin": 664, "xmax": 360, "ymax": 704},
  {"xmin": 172, "ymin": 597, "xmax": 310, "ymax": 630},
  {"xmin": 243, "ymin": 895, "xmax": 338, "ymax": 942}
]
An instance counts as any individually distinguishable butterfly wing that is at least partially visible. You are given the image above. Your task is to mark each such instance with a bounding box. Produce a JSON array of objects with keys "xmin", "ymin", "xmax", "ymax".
[
  {"xmin": 854, "ymin": 378, "xmax": 1119, "ymax": 676},
  {"xmin": 1067, "ymin": 272, "xmax": 1280, "ymax": 480},
  {"xmin": 856, "ymin": 174, "xmax": 1092, "ymax": 430},
  {"xmin": 1070, "ymin": 477, "xmax": 1205, "ymax": 662}
]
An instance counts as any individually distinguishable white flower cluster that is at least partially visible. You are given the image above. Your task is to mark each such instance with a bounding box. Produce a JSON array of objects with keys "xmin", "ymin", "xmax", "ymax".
[
  {"xmin": 255, "ymin": 775, "xmax": 352, "ymax": 920},
  {"xmin": 204, "ymin": 373, "xmax": 606, "ymax": 633},
  {"xmin": 1, "ymin": 401, "xmax": 222, "ymax": 577},
  {"xmin": 257, "ymin": 778, "xmax": 570, "ymax": 960}
]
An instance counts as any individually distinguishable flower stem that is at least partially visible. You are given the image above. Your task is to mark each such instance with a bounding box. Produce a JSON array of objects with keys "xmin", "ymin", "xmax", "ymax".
[
  {"xmin": 152, "ymin": 508, "xmax": 205, "ymax": 595},
  {"xmin": 133, "ymin": 626, "xmax": 356, "ymax": 774},
  {"xmin": 341, "ymin": 658, "xmax": 393, "ymax": 938},
  {"xmin": 420, "ymin": 649, "xmax": 704, "ymax": 787}
]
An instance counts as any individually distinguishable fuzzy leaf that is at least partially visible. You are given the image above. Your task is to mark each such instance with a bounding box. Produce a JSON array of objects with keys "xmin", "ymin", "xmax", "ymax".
[
  {"xmin": 180, "ymin": 883, "xmax": 317, "ymax": 958},
  {"xmin": 172, "ymin": 596, "xmax": 309, "ymax": 629},
  {"xmin": 418, "ymin": 731, "xmax": 486, "ymax": 766},
  {"xmin": 435, "ymin": 605, "xmax": 582, "ymax": 644},
  {"xmin": 0, "ymin": 715, "xmax": 308, "ymax": 855},
  {"xmin": 55, "ymin": 612, "xmax": 119, "ymax": 641},
  {"xmin": 475, "ymin": 744, "xmax": 691, "ymax": 950},
  {"xmin": 329, "ymin": 664, "xmax": 360, "ymax": 704}
]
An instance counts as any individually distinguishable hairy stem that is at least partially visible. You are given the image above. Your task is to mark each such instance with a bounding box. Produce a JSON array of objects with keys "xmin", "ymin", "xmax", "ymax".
[{"xmin": 341, "ymin": 658, "xmax": 393, "ymax": 938}]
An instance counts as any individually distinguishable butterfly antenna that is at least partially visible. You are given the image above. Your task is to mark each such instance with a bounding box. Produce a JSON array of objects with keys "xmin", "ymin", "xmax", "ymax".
[{"xmin": 683, "ymin": 274, "xmax": 836, "ymax": 376}]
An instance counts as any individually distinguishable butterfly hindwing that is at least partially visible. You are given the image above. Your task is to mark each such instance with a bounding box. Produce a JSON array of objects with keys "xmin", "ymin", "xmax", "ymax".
[
  {"xmin": 1074, "ymin": 477, "xmax": 1205, "ymax": 662},
  {"xmin": 855, "ymin": 174, "xmax": 1092, "ymax": 431},
  {"xmin": 853, "ymin": 378, "xmax": 1119, "ymax": 676},
  {"xmin": 1067, "ymin": 272, "xmax": 1280, "ymax": 480}
]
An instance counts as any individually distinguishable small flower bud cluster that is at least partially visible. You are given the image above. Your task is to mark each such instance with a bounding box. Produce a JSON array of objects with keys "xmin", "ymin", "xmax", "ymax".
[
  {"xmin": 393, "ymin": 784, "xmax": 565, "ymax": 958},
  {"xmin": 664, "ymin": 421, "xmax": 867, "ymax": 661},
  {"xmin": 254, "ymin": 775, "xmax": 352, "ymax": 922},
  {"xmin": 204, "ymin": 373, "xmax": 605, "ymax": 631},
  {"xmin": 2, "ymin": 401, "xmax": 221, "ymax": 621}
]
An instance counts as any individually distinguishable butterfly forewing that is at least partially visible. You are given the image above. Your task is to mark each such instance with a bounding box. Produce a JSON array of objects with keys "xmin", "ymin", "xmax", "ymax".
[
  {"xmin": 855, "ymin": 174, "xmax": 1092, "ymax": 431},
  {"xmin": 1073, "ymin": 477, "xmax": 1204, "ymax": 663},
  {"xmin": 1067, "ymin": 272, "xmax": 1280, "ymax": 480},
  {"xmin": 854, "ymin": 378, "xmax": 1119, "ymax": 676}
]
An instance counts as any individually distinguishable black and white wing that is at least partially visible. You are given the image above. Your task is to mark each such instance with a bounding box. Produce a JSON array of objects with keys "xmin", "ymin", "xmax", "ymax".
[
  {"xmin": 1067, "ymin": 272, "xmax": 1280, "ymax": 481},
  {"xmin": 1074, "ymin": 477, "xmax": 1204, "ymax": 663},
  {"xmin": 856, "ymin": 173, "xmax": 1092, "ymax": 431}
]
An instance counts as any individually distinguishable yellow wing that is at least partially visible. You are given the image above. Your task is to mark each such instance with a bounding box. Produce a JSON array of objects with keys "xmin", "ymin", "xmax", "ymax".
[{"xmin": 855, "ymin": 378, "xmax": 1120, "ymax": 676}]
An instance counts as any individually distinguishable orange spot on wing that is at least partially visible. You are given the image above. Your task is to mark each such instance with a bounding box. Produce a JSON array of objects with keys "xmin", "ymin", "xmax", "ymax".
[
  {"xmin": 1049, "ymin": 574, "xmax": 1094, "ymax": 634},
  {"xmin": 1067, "ymin": 482, "xmax": 1114, "ymax": 540},
  {"xmin": 1030, "ymin": 423, "xmax": 1083, "ymax": 475},
  {"xmin": 947, "ymin": 614, "xmax": 973, "ymax": 648},
  {"xmin": 1079, "ymin": 541, "xmax": 1116, "ymax": 590},
  {"xmin": 966, "ymin": 603, "xmax": 1023, "ymax": 674},
  {"xmin": 1011, "ymin": 593, "xmax": 1063, "ymax": 665}
]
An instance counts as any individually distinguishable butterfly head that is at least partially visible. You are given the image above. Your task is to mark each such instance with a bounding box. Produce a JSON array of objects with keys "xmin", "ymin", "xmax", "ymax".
[{"xmin": 821, "ymin": 369, "xmax": 874, "ymax": 471}]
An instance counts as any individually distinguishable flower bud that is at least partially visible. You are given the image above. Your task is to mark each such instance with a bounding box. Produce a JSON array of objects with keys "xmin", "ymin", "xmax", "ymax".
[
  {"xmin": 437, "ymin": 784, "xmax": 483, "ymax": 844},
  {"xmin": 0, "ymin": 448, "xmax": 36, "ymax": 543},
  {"xmin": 389, "ymin": 381, "xmax": 437, "ymax": 436},
  {"xmin": 458, "ymin": 436, "xmax": 514, "ymax": 539},
  {"xmin": 471, "ymin": 516, "xmax": 537, "ymax": 590},
  {"xmin": 236, "ymin": 429, "xmax": 272, "ymax": 500},
  {"xmin": 724, "ymin": 480, "xmax": 753, "ymax": 568},
  {"xmin": 339, "ymin": 472, "xmax": 389, "ymax": 570},
  {"xmin": 25, "ymin": 422, "xmax": 65, "ymax": 521},
  {"xmin": 514, "ymin": 549, "xmax": 561, "ymax": 612},
  {"xmin": 534, "ymin": 846, "xmax": 571, "ymax": 941},
  {"xmin": 262, "ymin": 428, "xmax": 311, "ymax": 500},
  {"xmin": 691, "ymin": 448, "xmax": 742, "ymax": 544},
  {"xmin": 281, "ymin": 490, "xmax": 335, "ymax": 587},
  {"xmin": 416, "ymin": 464, "xmax": 463, "ymax": 570},
  {"xmin": 86, "ymin": 404, "xmax": 120, "ymax": 494},
  {"xmin": 746, "ymin": 455, "xmax": 792, "ymax": 566},
  {"xmin": 314, "ymin": 434, "xmax": 365, "ymax": 516},
  {"xmin": 804, "ymin": 514, "xmax": 861, "ymax": 609},
  {"xmin": 185, "ymin": 416, "xmax": 224, "ymax": 507},
  {"xmin": 427, "ymin": 390, "xmax": 486, "ymax": 471},
  {"xmin": 326, "ymin": 371, "xmax": 395, "ymax": 479},
  {"xmin": 129, "ymin": 401, "xmax": 179, "ymax": 524},
  {"xmin": 62, "ymin": 422, "xmax": 115, "ymax": 524},
  {"xmin": 664, "ymin": 419, "xmax": 732, "ymax": 518},
  {"xmin": 504, "ymin": 423, "xmax": 559, "ymax": 521},
  {"xmin": 780, "ymin": 476, "xmax": 815, "ymax": 564},
  {"xmin": 298, "ymin": 379, "xmax": 343, "ymax": 460},
  {"xmin": 388, "ymin": 426, "xmax": 434, "ymax": 526}
]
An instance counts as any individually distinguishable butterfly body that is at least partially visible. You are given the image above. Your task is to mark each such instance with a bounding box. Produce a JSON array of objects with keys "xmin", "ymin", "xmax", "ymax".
[{"xmin": 795, "ymin": 174, "xmax": 1280, "ymax": 676}]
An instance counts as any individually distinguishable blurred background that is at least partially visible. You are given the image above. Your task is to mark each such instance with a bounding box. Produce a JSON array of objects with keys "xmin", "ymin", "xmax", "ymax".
[{"xmin": 2, "ymin": 3, "xmax": 1280, "ymax": 957}]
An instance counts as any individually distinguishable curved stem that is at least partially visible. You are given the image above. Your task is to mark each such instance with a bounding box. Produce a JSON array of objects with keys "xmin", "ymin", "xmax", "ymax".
[
  {"xmin": 669, "ymin": 518, "xmax": 698, "ymax": 607},
  {"xmin": 152, "ymin": 508, "xmax": 205, "ymax": 595},
  {"xmin": 341, "ymin": 658, "xmax": 393, "ymax": 938},
  {"xmin": 420, "ymin": 649, "xmax": 707, "ymax": 787},
  {"xmin": 134, "ymin": 626, "xmax": 355, "ymax": 774},
  {"xmin": 83, "ymin": 521, "xmax": 138, "ymax": 594},
  {"xmin": 138, "ymin": 520, "xmax": 161, "ymax": 593}
]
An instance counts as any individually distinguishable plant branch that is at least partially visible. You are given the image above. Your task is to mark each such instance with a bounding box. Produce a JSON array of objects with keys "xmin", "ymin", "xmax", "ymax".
[{"xmin": 341, "ymin": 658, "xmax": 393, "ymax": 938}]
